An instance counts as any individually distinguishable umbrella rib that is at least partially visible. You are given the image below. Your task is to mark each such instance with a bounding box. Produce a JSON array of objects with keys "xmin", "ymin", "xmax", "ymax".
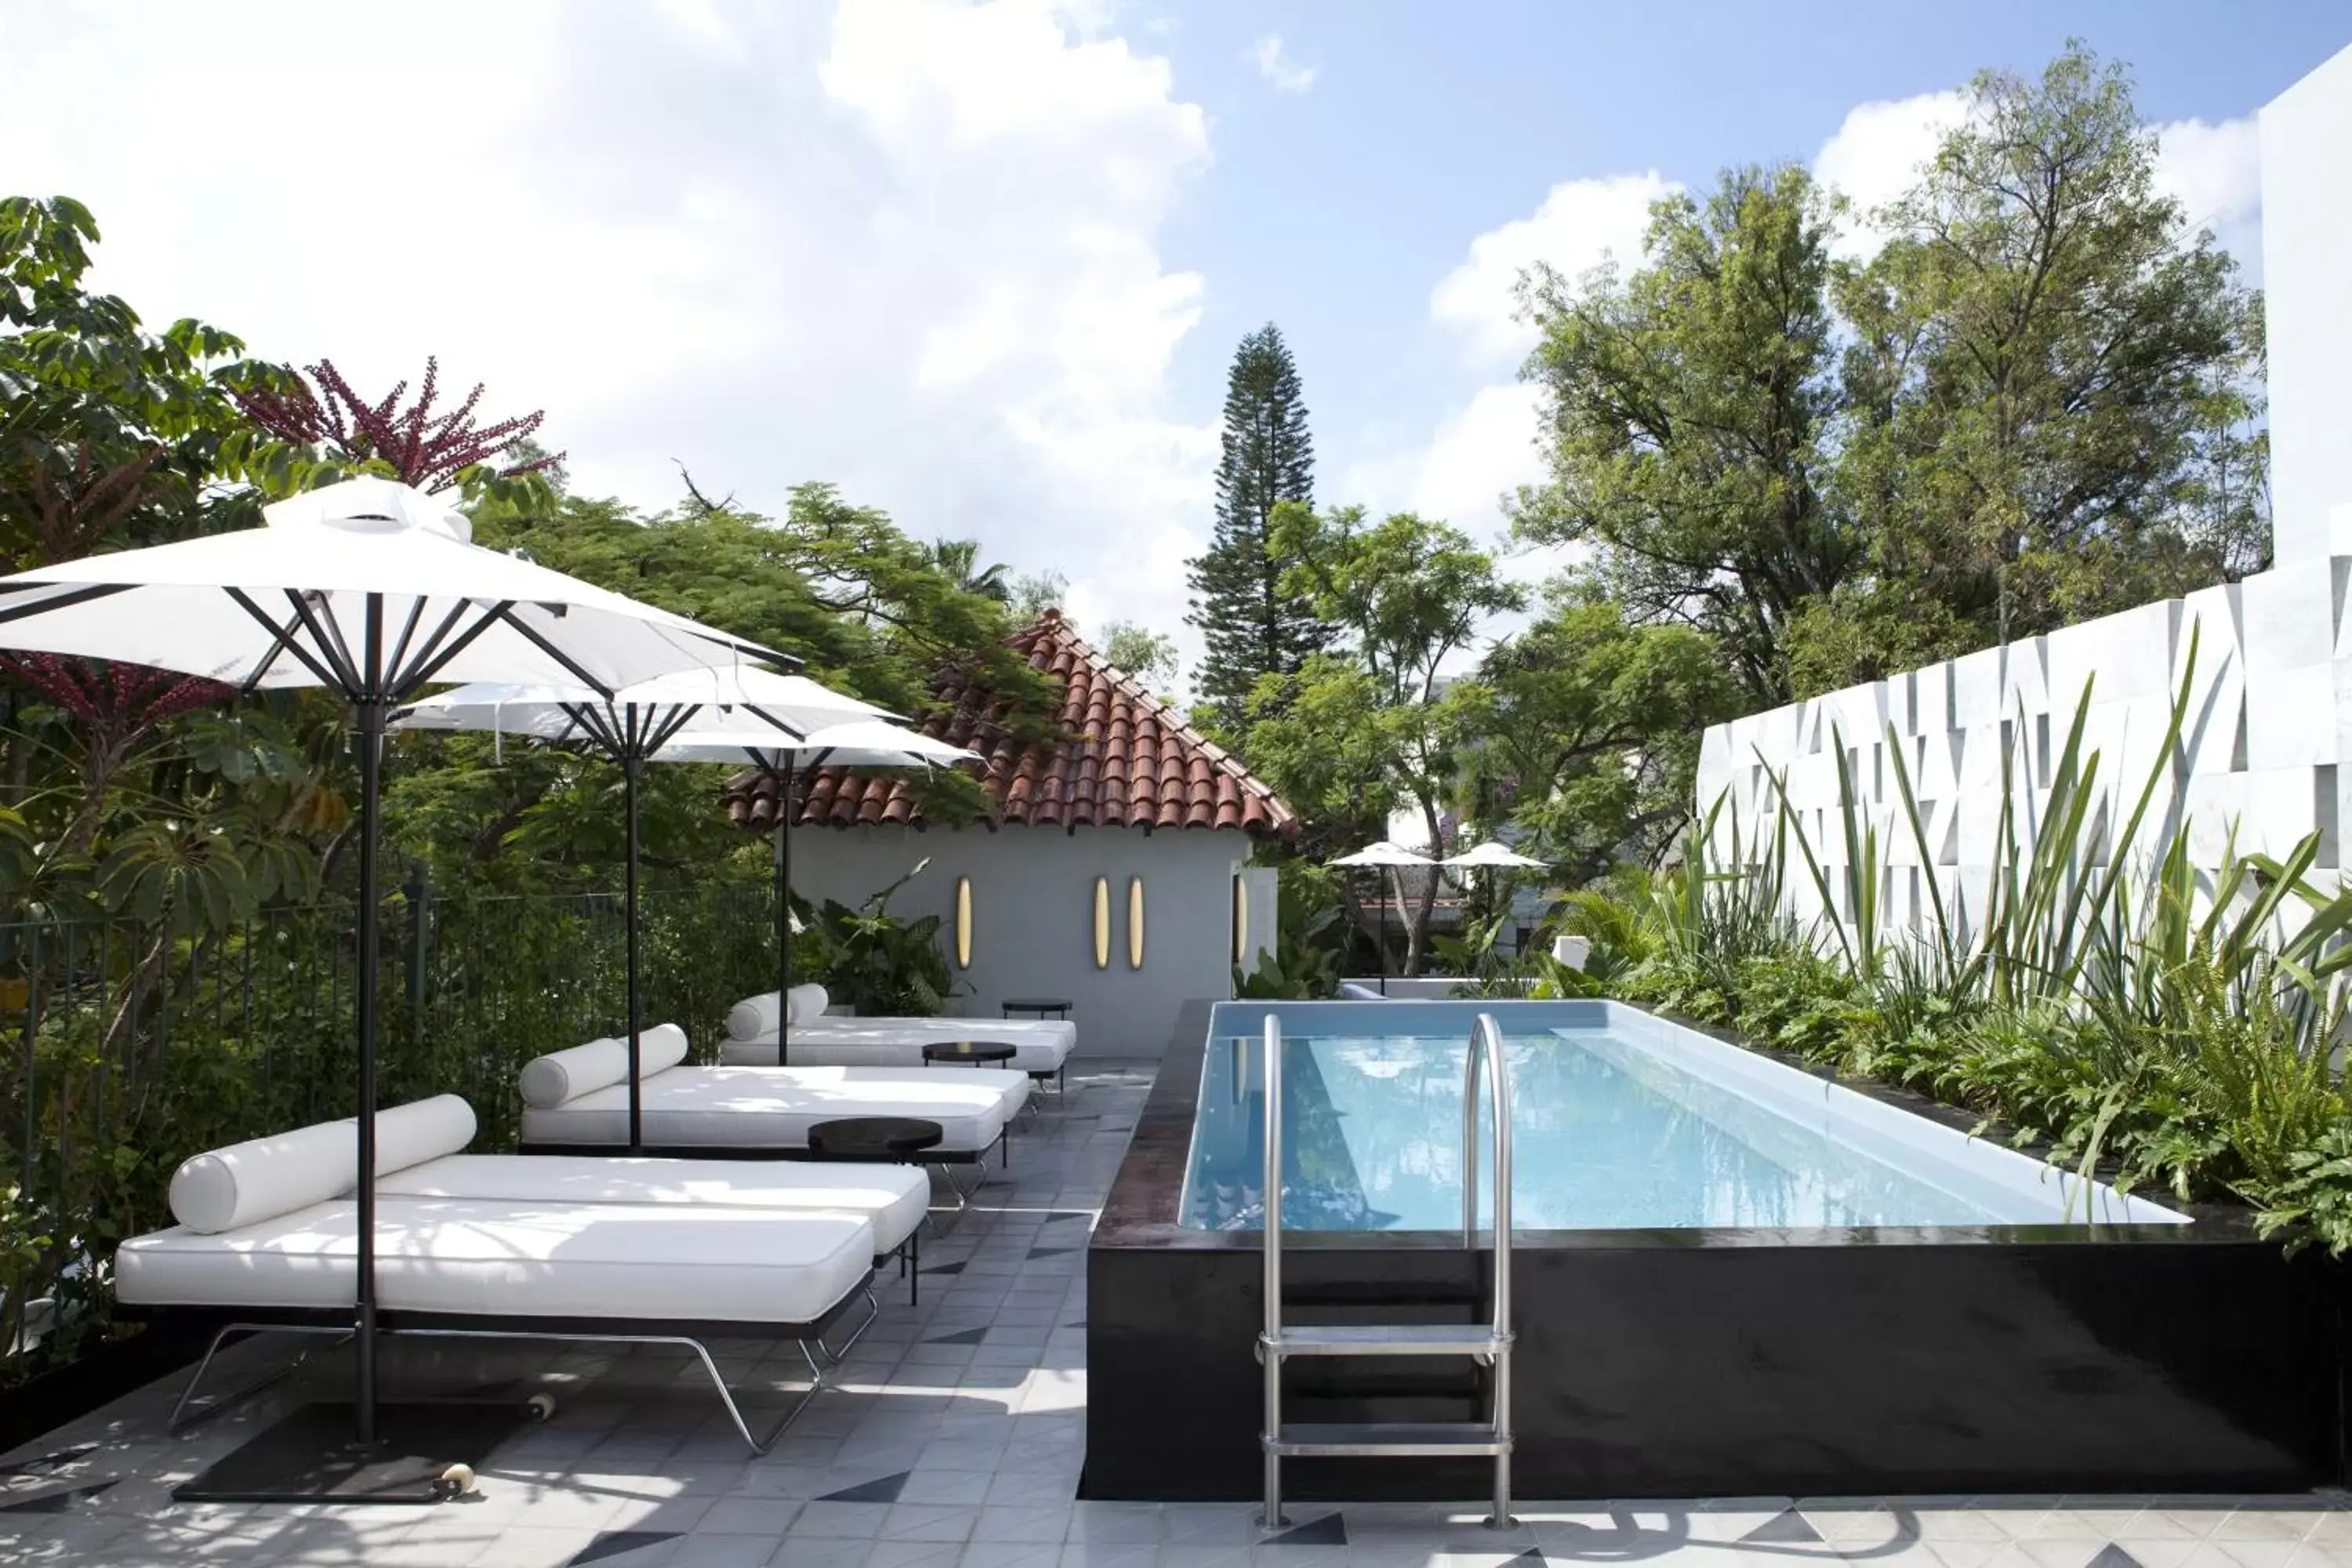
[
  {"xmin": 383, "ymin": 596, "xmax": 430, "ymax": 686},
  {"xmin": 281, "ymin": 589, "xmax": 361, "ymax": 695},
  {"xmin": 0, "ymin": 581, "xmax": 137, "ymax": 627},
  {"xmin": 492, "ymin": 605, "xmax": 615, "ymax": 698},
  {"xmin": 225, "ymin": 589, "xmax": 343, "ymax": 693},
  {"xmin": 645, "ymin": 704, "xmax": 700, "ymax": 755},
  {"xmin": 562, "ymin": 702, "xmax": 626, "ymax": 760},
  {"xmin": 395, "ymin": 600, "xmax": 489, "ymax": 690},
  {"xmin": 739, "ymin": 702, "xmax": 818, "ymax": 742},
  {"xmin": 401, "ymin": 600, "xmax": 517, "ymax": 694}
]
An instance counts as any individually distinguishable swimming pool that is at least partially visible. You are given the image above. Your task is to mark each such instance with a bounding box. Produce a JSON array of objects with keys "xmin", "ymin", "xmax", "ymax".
[
  {"xmin": 1180, "ymin": 1000, "xmax": 2183, "ymax": 1231},
  {"xmin": 1091, "ymin": 999, "xmax": 2334, "ymax": 1502}
]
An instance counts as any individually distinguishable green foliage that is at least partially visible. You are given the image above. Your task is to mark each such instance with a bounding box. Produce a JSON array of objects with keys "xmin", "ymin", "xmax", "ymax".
[
  {"xmin": 1472, "ymin": 586, "xmax": 1739, "ymax": 880},
  {"xmin": 1515, "ymin": 45, "xmax": 2264, "ymax": 705},
  {"xmin": 1186, "ymin": 323, "xmax": 1331, "ymax": 733},
  {"xmin": 790, "ymin": 859, "xmax": 956, "ymax": 1018},
  {"xmin": 1588, "ymin": 636, "xmax": 2352, "ymax": 1257},
  {"xmin": 1233, "ymin": 895, "xmax": 1342, "ymax": 1001}
]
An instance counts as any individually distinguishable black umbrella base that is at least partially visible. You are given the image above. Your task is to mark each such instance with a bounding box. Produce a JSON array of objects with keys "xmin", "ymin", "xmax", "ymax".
[{"xmin": 174, "ymin": 1401, "xmax": 523, "ymax": 1505}]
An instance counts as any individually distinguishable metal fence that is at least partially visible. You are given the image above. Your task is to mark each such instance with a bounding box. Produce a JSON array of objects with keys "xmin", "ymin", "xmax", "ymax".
[{"xmin": 0, "ymin": 873, "xmax": 776, "ymax": 1381}]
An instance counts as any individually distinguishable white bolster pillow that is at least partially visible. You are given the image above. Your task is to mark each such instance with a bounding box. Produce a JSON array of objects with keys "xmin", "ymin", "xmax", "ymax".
[
  {"xmin": 727, "ymin": 991, "xmax": 782, "ymax": 1042},
  {"xmin": 787, "ymin": 983, "xmax": 829, "ymax": 1024},
  {"xmin": 168, "ymin": 1094, "xmax": 478, "ymax": 1235},
  {"xmin": 518, "ymin": 1025, "xmax": 691, "ymax": 1109}
]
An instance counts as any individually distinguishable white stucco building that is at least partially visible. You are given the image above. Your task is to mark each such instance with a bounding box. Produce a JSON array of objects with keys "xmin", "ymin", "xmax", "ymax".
[
  {"xmin": 1697, "ymin": 40, "xmax": 2352, "ymax": 935},
  {"xmin": 728, "ymin": 611, "xmax": 1286, "ymax": 1058}
]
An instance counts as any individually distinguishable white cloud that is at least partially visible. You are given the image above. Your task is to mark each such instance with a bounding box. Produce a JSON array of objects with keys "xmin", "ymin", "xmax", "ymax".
[
  {"xmin": 1, "ymin": 0, "xmax": 1216, "ymax": 655},
  {"xmin": 2153, "ymin": 115, "xmax": 2263, "ymax": 281},
  {"xmin": 1351, "ymin": 383, "xmax": 1545, "ymax": 534},
  {"xmin": 1245, "ymin": 34, "xmax": 1316, "ymax": 95},
  {"xmin": 1428, "ymin": 172, "xmax": 1671, "ymax": 368},
  {"xmin": 1810, "ymin": 89, "xmax": 1969, "ymax": 260}
]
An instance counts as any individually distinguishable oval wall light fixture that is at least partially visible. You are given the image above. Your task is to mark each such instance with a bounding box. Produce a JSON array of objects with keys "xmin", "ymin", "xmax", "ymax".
[
  {"xmin": 1091, "ymin": 876, "xmax": 1111, "ymax": 970},
  {"xmin": 1127, "ymin": 876, "xmax": 1145, "ymax": 970},
  {"xmin": 954, "ymin": 876, "xmax": 973, "ymax": 968},
  {"xmin": 1232, "ymin": 873, "xmax": 1247, "ymax": 965}
]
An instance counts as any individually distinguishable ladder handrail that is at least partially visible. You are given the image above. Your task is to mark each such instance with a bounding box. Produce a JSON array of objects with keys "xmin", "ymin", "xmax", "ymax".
[
  {"xmin": 1259, "ymin": 1008, "xmax": 1515, "ymax": 1531},
  {"xmin": 1261, "ymin": 1013, "xmax": 1283, "ymax": 1348},
  {"xmin": 1461, "ymin": 1011, "xmax": 1514, "ymax": 1341}
]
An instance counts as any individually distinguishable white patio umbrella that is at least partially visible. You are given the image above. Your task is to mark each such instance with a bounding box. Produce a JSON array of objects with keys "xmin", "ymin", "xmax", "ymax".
[
  {"xmin": 1443, "ymin": 841, "xmax": 1548, "ymax": 937},
  {"xmin": 1329, "ymin": 840, "xmax": 1436, "ymax": 993},
  {"xmin": 0, "ymin": 477, "xmax": 781, "ymax": 1472},
  {"xmin": 655, "ymin": 718, "xmax": 980, "ymax": 1063},
  {"xmin": 392, "ymin": 667, "xmax": 891, "ymax": 1142}
]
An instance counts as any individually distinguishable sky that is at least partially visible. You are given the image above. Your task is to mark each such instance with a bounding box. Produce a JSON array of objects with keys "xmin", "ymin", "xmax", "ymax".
[{"xmin": 7, "ymin": 2, "xmax": 2347, "ymax": 693}]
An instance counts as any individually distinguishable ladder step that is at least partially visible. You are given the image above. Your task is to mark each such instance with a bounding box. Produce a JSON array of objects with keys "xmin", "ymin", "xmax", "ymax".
[
  {"xmin": 1265, "ymin": 1324, "xmax": 1510, "ymax": 1357},
  {"xmin": 1270, "ymin": 1421, "xmax": 1510, "ymax": 1457}
]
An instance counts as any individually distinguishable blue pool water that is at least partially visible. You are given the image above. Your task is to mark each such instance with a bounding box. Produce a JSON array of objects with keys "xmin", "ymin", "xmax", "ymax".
[{"xmin": 1182, "ymin": 1021, "xmax": 2088, "ymax": 1232}]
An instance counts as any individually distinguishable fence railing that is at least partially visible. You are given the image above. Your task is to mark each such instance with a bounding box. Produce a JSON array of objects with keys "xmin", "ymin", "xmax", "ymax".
[{"xmin": 0, "ymin": 873, "xmax": 776, "ymax": 1382}]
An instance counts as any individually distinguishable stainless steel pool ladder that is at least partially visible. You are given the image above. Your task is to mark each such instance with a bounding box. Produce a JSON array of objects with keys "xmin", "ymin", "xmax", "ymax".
[{"xmin": 1257, "ymin": 1010, "xmax": 1516, "ymax": 1529}]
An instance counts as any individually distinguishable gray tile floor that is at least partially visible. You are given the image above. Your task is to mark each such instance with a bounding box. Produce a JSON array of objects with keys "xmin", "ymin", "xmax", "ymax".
[{"xmin": 3, "ymin": 1066, "xmax": 2347, "ymax": 1566}]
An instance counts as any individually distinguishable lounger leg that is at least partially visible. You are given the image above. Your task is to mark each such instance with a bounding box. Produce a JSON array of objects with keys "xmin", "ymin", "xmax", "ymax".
[
  {"xmin": 934, "ymin": 1162, "xmax": 976, "ymax": 1214},
  {"xmin": 677, "ymin": 1336, "xmax": 822, "ymax": 1456},
  {"xmin": 815, "ymin": 1289, "xmax": 881, "ymax": 1365},
  {"xmin": 169, "ymin": 1323, "xmax": 350, "ymax": 1434}
]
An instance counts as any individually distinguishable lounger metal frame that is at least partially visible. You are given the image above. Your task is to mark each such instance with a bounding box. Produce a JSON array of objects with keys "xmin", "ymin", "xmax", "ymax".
[{"xmin": 121, "ymin": 1273, "xmax": 878, "ymax": 1457}]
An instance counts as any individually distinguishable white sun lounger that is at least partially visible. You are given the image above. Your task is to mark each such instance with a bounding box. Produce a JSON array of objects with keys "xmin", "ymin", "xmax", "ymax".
[
  {"xmin": 376, "ymin": 1152, "xmax": 936, "ymax": 1300},
  {"xmin": 114, "ymin": 1105, "xmax": 884, "ymax": 1452},
  {"xmin": 517, "ymin": 1063, "xmax": 1029, "ymax": 1161},
  {"xmin": 718, "ymin": 986, "xmax": 1076, "ymax": 1084}
]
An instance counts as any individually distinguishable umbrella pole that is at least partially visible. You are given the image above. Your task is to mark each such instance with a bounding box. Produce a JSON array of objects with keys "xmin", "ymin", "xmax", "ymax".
[
  {"xmin": 779, "ymin": 757, "xmax": 795, "ymax": 1067},
  {"xmin": 352, "ymin": 696, "xmax": 385, "ymax": 1446},
  {"xmin": 1377, "ymin": 870, "xmax": 1388, "ymax": 997},
  {"xmin": 624, "ymin": 749, "xmax": 643, "ymax": 1153}
]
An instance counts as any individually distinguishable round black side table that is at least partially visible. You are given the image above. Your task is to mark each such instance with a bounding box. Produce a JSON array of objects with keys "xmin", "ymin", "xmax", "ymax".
[
  {"xmin": 1001, "ymin": 996, "xmax": 1072, "ymax": 1021},
  {"xmin": 805, "ymin": 1116, "xmax": 944, "ymax": 1160},
  {"xmin": 924, "ymin": 1041, "xmax": 1020, "ymax": 1068}
]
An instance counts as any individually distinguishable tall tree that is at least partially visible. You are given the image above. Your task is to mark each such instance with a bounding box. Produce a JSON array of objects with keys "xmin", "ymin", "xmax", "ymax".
[
  {"xmin": 1512, "ymin": 166, "xmax": 1856, "ymax": 707},
  {"xmin": 1806, "ymin": 44, "xmax": 2265, "ymax": 688},
  {"xmin": 1247, "ymin": 503, "xmax": 1523, "ymax": 974},
  {"xmin": 1186, "ymin": 323, "xmax": 1329, "ymax": 735}
]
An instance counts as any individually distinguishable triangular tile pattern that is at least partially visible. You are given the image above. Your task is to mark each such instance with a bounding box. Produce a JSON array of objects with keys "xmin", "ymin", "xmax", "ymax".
[
  {"xmin": 921, "ymin": 1261, "xmax": 967, "ymax": 1277},
  {"xmin": 566, "ymin": 1530, "xmax": 681, "ymax": 1567},
  {"xmin": 727, "ymin": 609, "xmax": 1298, "ymax": 837},
  {"xmin": 1511, "ymin": 1550, "xmax": 1548, "ymax": 1565},
  {"xmin": 0, "ymin": 1479, "xmax": 118, "ymax": 1514},
  {"xmin": 1265, "ymin": 1511, "xmax": 1347, "ymax": 1546},
  {"xmin": 2087, "ymin": 1546, "xmax": 2143, "ymax": 1568},
  {"xmin": 1025, "ymin": 1246, "xmax": 1075, "ymax": 1260},
  {"xmin": 927, "ymin": 1327, "xmax": 989, "ymax": 1345},
  {"xmin": 1742, "ymin": 1508, "xmax": 1825, "ymax": 1543},
  {"xmin": 818, "ymin": 1471, "xmax": 909, "ymax": 1504}
]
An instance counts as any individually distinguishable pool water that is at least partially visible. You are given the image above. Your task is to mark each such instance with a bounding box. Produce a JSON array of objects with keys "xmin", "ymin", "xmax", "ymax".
[{"xmin": 1183, "ymin": 1028, "xmax": 2070, "ymax": 1232}]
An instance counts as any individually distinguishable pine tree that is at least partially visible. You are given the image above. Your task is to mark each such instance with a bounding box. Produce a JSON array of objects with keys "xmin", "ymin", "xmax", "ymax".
[{"xmin": 1186, "ymin": 324, "xmax": 1329, "ymax": 735}]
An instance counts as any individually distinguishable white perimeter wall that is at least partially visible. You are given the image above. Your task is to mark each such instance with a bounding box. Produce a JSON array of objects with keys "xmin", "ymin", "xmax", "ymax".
[
  {"xmin": 1697, "ymin": 568, "xmax": 2345, "ymax": 938},
  {"xmin": 786, "ymin": 823, "xmax": 1276, "ymax": 1058},
  {"xmin": 1698, "ymin": 42, "xmax": 2352, "ymax": 935},
  {"xmin": 2263, "ymin": 39, "xmax": 2352, "ymax": 568}
]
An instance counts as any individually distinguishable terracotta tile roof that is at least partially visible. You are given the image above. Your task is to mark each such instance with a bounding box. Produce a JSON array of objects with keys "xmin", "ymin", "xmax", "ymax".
[{"xmin": 725, "ymin": 609, "xmax": 1298, "ymax": 837}]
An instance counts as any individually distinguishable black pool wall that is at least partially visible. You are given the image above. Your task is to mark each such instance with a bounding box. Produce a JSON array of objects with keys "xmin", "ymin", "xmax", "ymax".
[{"xmin": 1087, "ymin": 1000, "xmax": 2348, "ymax": 1501}]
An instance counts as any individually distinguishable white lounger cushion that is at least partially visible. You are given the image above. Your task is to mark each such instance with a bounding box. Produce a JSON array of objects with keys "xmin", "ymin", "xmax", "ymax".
[
  {"xmin": 725, "ymin": 985, "xmax": 829, "ymax": 1042},
  {"xmin": 719, "ymin": 1017, "xmax": 1075, "ymax": 1073},
  {"xmin": 116, "ymin": 1197, "xmax": 873, "ymax": 1327},
  {"xmin": 376, "ymin": 1153, "xmax": 929, "ymax": 1254},
  {"xmin": 518, "ymin": 1065, "xmax": 1026, "ymax": 1152},
  {"xmin": 169, "ymin": 1095, "xmax": 477, "ymax": 1234},
  {"xmin": 520, "ymin": 1024, "xmax": 691, "ymax": 1109}
]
